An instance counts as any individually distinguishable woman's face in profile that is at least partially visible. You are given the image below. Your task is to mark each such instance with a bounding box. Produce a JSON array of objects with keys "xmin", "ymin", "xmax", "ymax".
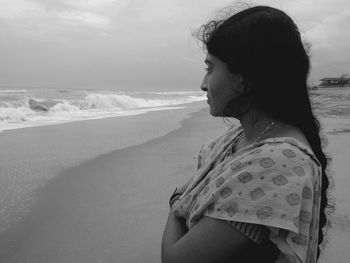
[{"xmin": 201, "ymin": 54, "xmax": 244, "ymax": 117}]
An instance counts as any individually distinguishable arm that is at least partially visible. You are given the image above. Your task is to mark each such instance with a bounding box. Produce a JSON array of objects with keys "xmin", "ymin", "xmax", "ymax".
[
  {"xmin": 161, "ymin": 212, "xmax": 187, "ymax": 260},
  {"xmin": 161, "ymin": 215, "xmax": 260, "ymax": 263}
]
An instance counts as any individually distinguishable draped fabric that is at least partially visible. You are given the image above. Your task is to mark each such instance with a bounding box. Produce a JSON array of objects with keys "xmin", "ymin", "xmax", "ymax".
[
  {"xmin": 172, "ymin": 125, "xmax": 322, "ymax": 263},
  {"xmin": 227, "ymin": 221, "xmax": 270, "ymax": 244}
]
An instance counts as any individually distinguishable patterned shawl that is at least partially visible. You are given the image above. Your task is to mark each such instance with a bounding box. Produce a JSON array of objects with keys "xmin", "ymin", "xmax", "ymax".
[{"xmin": 172, "ymin": 125, "xmax": 322, "ymax": 263}]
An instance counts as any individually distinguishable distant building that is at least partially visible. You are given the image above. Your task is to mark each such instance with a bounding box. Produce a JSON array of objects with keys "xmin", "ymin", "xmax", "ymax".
[{"xmin": 319, "ymin": 77, "xmax": 350, "ymax": 87}]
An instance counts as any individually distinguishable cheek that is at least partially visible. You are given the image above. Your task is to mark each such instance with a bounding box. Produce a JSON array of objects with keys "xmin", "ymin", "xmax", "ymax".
[
  {"xmin": 208, "ymin": 85, "xmax": 220, "ymax": 98},
  {"xmin": 208, "ymin": 74, "xmax": 240, "ymax": 103},
  {"xmin": 208, "ymin": 77, "xmax": 226, "ymax": 97},
  {"xmin": 221, "ymin": 83, "xmax": 238, "ymax": 103}
]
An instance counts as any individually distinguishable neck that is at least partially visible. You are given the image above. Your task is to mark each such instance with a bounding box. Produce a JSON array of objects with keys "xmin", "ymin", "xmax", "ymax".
[{"xmin": 239, "ymin": 108, "xmax": 276, "ymax": 143}]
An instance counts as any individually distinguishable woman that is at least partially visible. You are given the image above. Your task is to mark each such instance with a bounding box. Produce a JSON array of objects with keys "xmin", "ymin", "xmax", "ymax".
[{"xmin": 161, "ymin": 5, "xmax": 332, "ymax": 263}]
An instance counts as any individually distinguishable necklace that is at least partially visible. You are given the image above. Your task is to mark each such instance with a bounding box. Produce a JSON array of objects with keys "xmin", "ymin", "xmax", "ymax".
[
  {"xmin": 255, "ymin": 120, "xmax": 276, "ymax": 143},
  {"xmin": 220, "ymin": 120, "xmax": 276, "ymax": 162}
]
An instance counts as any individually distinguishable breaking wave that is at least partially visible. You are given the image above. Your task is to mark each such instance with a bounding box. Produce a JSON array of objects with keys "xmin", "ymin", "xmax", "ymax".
[{"xmin": 0, "ymin": 92, "xmax": 205, "ymax": 131}]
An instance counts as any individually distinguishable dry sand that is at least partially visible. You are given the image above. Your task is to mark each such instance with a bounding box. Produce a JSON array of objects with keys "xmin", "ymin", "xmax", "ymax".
[
  {"xmin": 0, "ymin": 104, "xmax": 348, "ymax": 262},
  {"xmin": 318, "ymin": 118, "xmax": 350, "ymax": 263}
]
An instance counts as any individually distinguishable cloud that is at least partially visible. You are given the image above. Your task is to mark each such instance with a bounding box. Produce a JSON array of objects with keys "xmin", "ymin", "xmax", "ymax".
[
  {"xmin": 0, "ymin": 0, "xmax": 116, "ymax": 50},
  {"xmin": 302, "ymin": 8, "xmax": 350, "ymax": 80},
  {"xmin": 61, "ymin": 0, "xmax": 125, "ymax": 11},
  {"xmin": 0, "ymin": 0, "xmax": 349, "ymax": 88},
  {"xmin": 0, "ymin": 0, "xmax": 45, "ymax": 20},
  {"xmin": 305, "ymin": 9, "xmax": 350, "ymax": 50},
  {"xmin": 58, "ymin": 10, "xmax": 111, "ymax": 29},
  {"xmin": 0, "ymin": 0, "xmax": 114, "ymax": 31}
]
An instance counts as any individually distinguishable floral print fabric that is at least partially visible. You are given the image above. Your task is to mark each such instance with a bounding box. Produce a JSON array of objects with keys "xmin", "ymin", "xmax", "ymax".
[{"xmin": 172, "ymin": 125, "xmax": 322, "ymax": 263}]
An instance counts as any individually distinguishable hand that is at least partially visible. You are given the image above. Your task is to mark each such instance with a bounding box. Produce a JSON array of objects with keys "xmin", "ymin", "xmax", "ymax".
[{"xmin": 169, "ymin": 177, "xmax": 194, "ymax": 211}]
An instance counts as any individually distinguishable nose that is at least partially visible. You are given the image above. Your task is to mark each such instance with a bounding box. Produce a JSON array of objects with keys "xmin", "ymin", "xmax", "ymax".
[{"xmin": 200, "ymin": 75, "xmax": 208, "ymax": 92}]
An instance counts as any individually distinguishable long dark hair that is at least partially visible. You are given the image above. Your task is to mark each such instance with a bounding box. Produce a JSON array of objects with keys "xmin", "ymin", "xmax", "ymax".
[{"xmin": 195, "ymin": 5, "xmax": 333, "ymax": 260}]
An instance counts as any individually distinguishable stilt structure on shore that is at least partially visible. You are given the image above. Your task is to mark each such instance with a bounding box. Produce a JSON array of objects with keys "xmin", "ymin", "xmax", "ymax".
[{"xmin": 319, "ymin": 77, "xmax": 350, "ymax": 88}]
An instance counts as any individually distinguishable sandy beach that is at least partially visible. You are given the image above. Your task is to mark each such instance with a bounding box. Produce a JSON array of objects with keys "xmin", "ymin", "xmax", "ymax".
[
  {"xmin": 318, "ymin": 117, "xmax": 350, "ymax": 263},
  {"xmin": 0, "ymin": 101, "xmax": 228, "ymax": 262},
  {"xmin": 0, "ymin": 101, "xmax": 349, "ymax": 262}
]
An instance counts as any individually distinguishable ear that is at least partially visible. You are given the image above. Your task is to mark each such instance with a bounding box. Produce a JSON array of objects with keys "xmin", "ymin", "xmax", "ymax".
[
  {"xmin": 230, "ymin": 73, "xmax": 245, "ymax": 93},
  {"xmin": 241, "ymin": 76, "xmax": 253, "ymax": 94},
  {"xmin": 237, "ymin": 74, "xmax": 244, "ymax": 86}
]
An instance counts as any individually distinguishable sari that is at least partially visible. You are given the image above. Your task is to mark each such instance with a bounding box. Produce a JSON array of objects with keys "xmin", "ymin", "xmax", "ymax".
[{"xmin": 172, "ymin": 125, "xmax": 322, "ymax": 263}]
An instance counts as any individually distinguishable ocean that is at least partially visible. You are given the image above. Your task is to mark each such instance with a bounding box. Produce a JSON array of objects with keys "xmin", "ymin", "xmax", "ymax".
[
  {"xmin": 1, "ymin": 86, "xmax": 350, "ymax": 133},
  {"xmin": 0, "ymin": 87, "xmax": 208, "ymax": 234},
  {"xmin": 0, "ymin": 87, "xmax": 206, "ymax": 132}
]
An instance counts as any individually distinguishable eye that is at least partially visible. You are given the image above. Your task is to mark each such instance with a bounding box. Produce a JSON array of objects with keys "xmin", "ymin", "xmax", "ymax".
[{"xmin": 205, "ymin": 67, "xmax": 212, "ymax": 73}]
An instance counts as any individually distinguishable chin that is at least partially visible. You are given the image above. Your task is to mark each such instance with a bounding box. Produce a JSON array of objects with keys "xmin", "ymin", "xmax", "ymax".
[{"xmin": 209, "ymin": 108, "xmax": 223, "ymax": 117}]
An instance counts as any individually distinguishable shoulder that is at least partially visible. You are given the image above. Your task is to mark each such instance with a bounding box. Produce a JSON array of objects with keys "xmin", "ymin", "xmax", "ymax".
[
  {"xmin": 237, "ymin": 137, "xmax": 321, "ymax": 170},
  {"xmin": 218, "ymin": 138, "xmax": 321, "ymax": 191}
]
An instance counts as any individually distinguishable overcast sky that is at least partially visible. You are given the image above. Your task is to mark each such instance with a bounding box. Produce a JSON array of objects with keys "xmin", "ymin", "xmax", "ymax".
[{"xmin": 0, "ymin": 0, "xmax": 349, "ymax": 91}]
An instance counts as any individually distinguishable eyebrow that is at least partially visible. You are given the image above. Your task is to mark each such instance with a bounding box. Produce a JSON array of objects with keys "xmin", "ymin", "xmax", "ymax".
[{"xmin": 204, "ymin": 59, "xmax": 214, "ymax": 66}]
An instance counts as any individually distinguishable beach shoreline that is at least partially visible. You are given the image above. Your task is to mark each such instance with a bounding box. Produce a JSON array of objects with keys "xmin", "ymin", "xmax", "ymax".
[
  {"xmin": 0, "ymin": 101, "xmax": 228, "ymax": 262},
  {"xmin": 0, "ymin": 101, "xmax": 349, "ymax": 262},
  {"xmin": 0, "ymin": 102, "xmax": 207, "ymax": 233}
]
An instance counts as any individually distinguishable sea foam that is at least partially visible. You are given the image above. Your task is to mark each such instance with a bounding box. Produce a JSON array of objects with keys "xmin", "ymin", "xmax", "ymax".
[
  {"xmin": 0, "ymin": 89, "xmax": 27, "ymax": 93},
  {"xmin": 0, "ymin": 90, "xmax": 205, "ymax": 131}
]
